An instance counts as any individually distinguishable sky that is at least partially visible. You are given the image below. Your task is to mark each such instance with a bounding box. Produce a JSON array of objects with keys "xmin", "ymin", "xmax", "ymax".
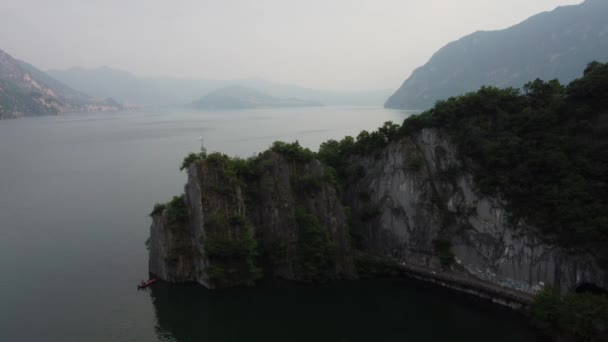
[{"xmin": 0, "ymin": 0, "xmax": 584, "ymax": 91}]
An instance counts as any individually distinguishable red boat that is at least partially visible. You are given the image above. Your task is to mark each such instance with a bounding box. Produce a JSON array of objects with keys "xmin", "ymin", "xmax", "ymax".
[{"xmin": 137, "ymin": 278, "xmax": 158, "ymax": 289}]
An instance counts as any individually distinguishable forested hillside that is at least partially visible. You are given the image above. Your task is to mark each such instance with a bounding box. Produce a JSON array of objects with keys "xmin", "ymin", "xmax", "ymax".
[{"xmin": 325, "ymin": 62, "xmax": 608, "ymax": 262}]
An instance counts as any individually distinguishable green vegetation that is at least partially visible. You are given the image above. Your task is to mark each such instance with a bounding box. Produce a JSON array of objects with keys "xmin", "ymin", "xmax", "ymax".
[
  {"xmin": 270, "ymin": 141, "xmax": 315, "ymax": 162},
  {"xmin": 265, "ymin": 238, "xmax": 289, "ymax": 268},
  {"xmin": 149, "ymin": 203, "xmax": 166, "ymax": 217},
  {"xmin": 204, "ymin": 152, "xmax": 255, "ymax": 186},
  {"xmin": 205, "ymin": 231, "xmax": 257, "ymax": 258},
  {"xmin": 179, "ymin": 151, "xmax": 206, "ymax": 171},
  {"xmin": 196, "ymin": 152, "xmax": 262, "ymax": 287},
  {"xmin": 354, "ymin": 252, "xmax": 403, "ymax": 278},
  {"xmin": 147, "ymin": 196, "xmax": 187, "ymax": 224},
  {"xmin": 295, "ymin": 207, "xmax": 336, "ymax": 282},
  {"xmin": 166, "ymin": 195, "xmax": 188, "ymax": 224},
  {"xmin": 530, "ymin": 287, "xmax": 608, "ymax": 341},
  {"xmin": 432, "ymin": 238, "xmax": 455, "ymax": 267},
  {"xmin": 400, "ymin": 62, "xmax": 608, "ymax": 256},
  {"xmin": 293, "ymin": 173, "xmax": 323, "ymax": 192},
  {"xmin": 158, "ymin": 194, "xmax": 196, "ymax": 262},
  {"xmin": 204, "ymin": 228, "xmax": 261, "ymax": 287},
  {"xmin": 317, "ymin": 121, "xmax": 401, "ymax": 189},
  {"xmin": 318, "ymin": 122, "xmax": 399, "ymax": 163},
  {"xmin": 407, "ymin": 153, "xmax": 424, "ymax": 171}
]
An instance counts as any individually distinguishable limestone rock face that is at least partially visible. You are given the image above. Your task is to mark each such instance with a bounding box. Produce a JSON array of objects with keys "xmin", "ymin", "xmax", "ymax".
[
  {"xmin": 250, "ymin": 152, "xmax": 356, "ymax": 280},
  {"xmin": 149, "ymin": 151, "xmax": 356, "ymax": 288},
  {"xmin": 149, "ymin": 164, "xmax": 211, "ymax": 286},
  {"xmin": 345, "ymin": 128, "xmax": 606, "ymax": 293}
]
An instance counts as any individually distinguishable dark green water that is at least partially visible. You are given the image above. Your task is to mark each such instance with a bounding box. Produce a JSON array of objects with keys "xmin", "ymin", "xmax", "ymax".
[
  {"xmin": 150, "ymin": 279, "xmax": 543, "ymax": 342},
  {"xmin": 0, "ymin": 108, "xmax": 543, "ymax": 341}
]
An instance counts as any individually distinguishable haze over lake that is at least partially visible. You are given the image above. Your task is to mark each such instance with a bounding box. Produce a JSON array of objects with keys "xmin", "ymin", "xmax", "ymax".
[{"xmin": 0, "ymin": 107, "xmax": 542, "ymax": 341}]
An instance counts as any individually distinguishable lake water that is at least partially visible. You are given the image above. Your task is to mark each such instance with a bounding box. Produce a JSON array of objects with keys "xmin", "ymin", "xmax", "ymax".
[{"xmin": 0, "ymin": 107, "xmax": 543, "ymax": 341}]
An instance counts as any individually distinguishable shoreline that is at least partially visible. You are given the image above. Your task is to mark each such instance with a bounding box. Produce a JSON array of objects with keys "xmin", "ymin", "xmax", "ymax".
[{"xmin": 394, "ymin": 262, "xmax": 534, "ymax": 309}]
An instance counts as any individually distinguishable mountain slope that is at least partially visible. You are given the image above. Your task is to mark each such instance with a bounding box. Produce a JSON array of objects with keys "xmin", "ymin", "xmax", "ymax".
[
  {"xmin": 234, "ymin": 78, "xmax": 392, "ymax": 107},
  {"xmin": 386, "ymin": 0, "xmax": 608, "ymax": 110},
  {"xmin": 190, "ymin": 85, "xmax": 323, "ymax": 109},
  {"xmin": 0, "ymin": 49, "xmax": 121, "ymax": 119},
  {"xmin": 46, "ymin": 67, "xmax": 178, "ymax": 106}
]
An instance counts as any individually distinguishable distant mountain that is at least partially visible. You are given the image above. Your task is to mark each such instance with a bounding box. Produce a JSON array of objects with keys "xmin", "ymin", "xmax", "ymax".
[
  {"xmin": 0, "ymin": 49, "xmax": 121, "ymax": 119},
  {"xmin": 48, "ymin": 67, "xmax": 392, "ymax": 107},
  {"xmin": 46, "ymin": 66, "xmax": 166, "ymax": 106},
  {"xmin": 234, "ymin": 78, "xmax": 392, "ymax": 107},
  {"xmin": 386, "ymin": 0, "xmax": 608, "ymax": 110},
  {"xmin": 191, "ymin": 85, "xmax": 323, "ymax": 109}
]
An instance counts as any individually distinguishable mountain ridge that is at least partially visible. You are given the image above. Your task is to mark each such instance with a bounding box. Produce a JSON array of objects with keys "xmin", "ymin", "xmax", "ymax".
[
  {"xmin": 0, "ymin": 49, "xmax": 122, "ymax": 119},
  {"xmin": 385, "ymin": 0, "xmax": 608, "ymax": 109},
  {"xmin": 190, "ymin": 85, "xmax": 323, "ymax": 109},
  {"xmin": 47, "ymin": 67, "xmax": 392, "ymax": 107}
]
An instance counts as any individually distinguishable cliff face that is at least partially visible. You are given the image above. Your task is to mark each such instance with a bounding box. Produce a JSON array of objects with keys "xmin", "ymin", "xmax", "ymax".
[
  {"xmin": 149, "ymin": 150, "xmax": 356, "ymax": 288},
  {"xmin": 149, "ymin": 166, "xmax": 209, "ymax": 286},
  {"xmin": 149, "ymin": 130, "xmax": 606, "ymax": 293},
  {"xmin": 345, "ymin": 128, "xmax": 606, "ymax": 293},
  {"xmin": 249, "ymin": 151, "xmax": 356, "ymax": 280}
]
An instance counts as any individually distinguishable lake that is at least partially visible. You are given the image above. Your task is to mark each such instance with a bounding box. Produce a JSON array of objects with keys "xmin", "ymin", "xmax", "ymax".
[{"xmin": 0, "ymin": 107, "xmax": 543, "ymax": 341}]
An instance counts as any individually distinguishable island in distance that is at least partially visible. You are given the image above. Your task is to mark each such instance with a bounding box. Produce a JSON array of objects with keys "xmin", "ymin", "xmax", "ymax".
[{"xmin": 190, "ymin": 85, "xmax": 323, "ymax": 110}]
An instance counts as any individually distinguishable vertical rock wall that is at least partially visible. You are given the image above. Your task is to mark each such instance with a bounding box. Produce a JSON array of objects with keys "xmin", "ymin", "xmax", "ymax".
[
  {"xmin": 345, "ymin": 128, "xmax": 606, "ymax": 293},
  {"xmin": 149, "ymin": 151, "xmax": 356, "ymax": 288}
]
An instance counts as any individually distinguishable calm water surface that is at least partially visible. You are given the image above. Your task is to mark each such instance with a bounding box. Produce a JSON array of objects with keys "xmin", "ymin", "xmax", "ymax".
[{"xmin": 0, "ymin": 107, "xmax": 543, "ymax": 341}]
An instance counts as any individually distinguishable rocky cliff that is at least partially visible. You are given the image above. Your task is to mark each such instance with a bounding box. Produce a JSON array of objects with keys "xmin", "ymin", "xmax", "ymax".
[
  {"xmin": 149, "ymin": 147, "xmax": 356, "ymax": 288},
  {"xmin": 149, "ymin": 130, "xmax": 606, "ymax": 294},
  {"xmin": 344, "ymin": 128, "xmax": 606, "ymax": 294}
]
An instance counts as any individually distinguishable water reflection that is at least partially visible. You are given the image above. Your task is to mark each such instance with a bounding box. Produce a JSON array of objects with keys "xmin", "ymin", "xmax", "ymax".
[{"xmin": 150, "ymin": 278, "xmax": 545, "ymax": 342}]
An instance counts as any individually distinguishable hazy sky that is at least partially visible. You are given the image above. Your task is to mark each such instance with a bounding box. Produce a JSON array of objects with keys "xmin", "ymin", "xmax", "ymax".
[{"xmin": 0, "ymin": 0, "xmax": 583, "ymax": 91}]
